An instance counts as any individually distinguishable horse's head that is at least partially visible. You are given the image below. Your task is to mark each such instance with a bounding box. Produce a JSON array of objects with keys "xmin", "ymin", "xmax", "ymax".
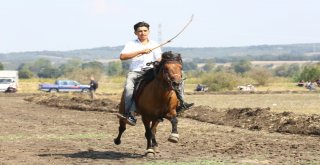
[{"xmin": 159, "ymin": 51, "xmax": 183, "ymax": 90}]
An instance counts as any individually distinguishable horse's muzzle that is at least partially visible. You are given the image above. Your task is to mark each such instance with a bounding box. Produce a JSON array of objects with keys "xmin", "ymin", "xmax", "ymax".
[{"xmin": 171, "ymin": 80, "xmax": 182, "ymax": 90}]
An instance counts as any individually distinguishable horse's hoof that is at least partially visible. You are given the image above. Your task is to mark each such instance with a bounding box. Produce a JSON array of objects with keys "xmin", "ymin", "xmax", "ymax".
[
  {"xmin": 153, "ymin": 146, "xmax": 159, "ymax": 153},
  {"xmin": 114, "ymin": 138, "xmax": 121, "ymax": 145},
  {"xmin": 168, "ymin": 133, "xmax": 179, "ymax": 143},
  {"xmin": 145, "ymin": 148, "xmax": 155, "ymax": 157}
]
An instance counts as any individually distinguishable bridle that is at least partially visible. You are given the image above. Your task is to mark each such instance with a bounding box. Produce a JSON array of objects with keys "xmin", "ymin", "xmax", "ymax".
[
  {"xmin": 146, "ymin": 51, "xmax": 183, "ymax": 91},
  {"xmin": 161, "ymin": 61, "xmax": 183, "ymax": 91}
]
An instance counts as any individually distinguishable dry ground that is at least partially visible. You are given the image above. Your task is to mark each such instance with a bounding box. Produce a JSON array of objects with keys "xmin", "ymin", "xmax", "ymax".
[{"xmin": 1, "ymin": 93, "xmax": 320, "ymax": 164}]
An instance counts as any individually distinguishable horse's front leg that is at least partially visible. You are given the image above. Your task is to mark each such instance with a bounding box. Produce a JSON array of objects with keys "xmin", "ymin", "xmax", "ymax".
[
  {"xmin": 165, "ymin": 95, "xmax": 179, "ymax": 143},
  {"xmin": 142, "ymin": 117, "xmax": 155, "ymax": 156},
  {"xmin": 151, "ymin": 121, "xmax": 160, "ymax": 152},
  {"xmin": 168, "ymin": 116, "xmax": 179, "ymax": 143}
]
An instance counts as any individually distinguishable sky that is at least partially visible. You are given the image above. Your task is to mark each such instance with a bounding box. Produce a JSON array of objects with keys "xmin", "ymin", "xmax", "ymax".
[{"xmin": 1, "ymin": 0, "xmax": 320, "ymax": 53}]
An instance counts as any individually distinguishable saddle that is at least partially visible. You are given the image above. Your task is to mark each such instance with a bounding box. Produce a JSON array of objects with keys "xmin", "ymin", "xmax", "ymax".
[{"xmin": 132, "ymin": 67, "xmax": 157, "ymax": 102}]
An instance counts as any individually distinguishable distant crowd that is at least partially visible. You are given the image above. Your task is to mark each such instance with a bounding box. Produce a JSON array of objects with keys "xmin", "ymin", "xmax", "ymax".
[{"xmin": 297, "ymin": 80, "xmax": 320, "ymax": 91}]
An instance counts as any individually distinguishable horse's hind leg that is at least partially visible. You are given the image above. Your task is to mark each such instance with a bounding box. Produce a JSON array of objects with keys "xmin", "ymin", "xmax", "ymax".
[
  {"xmin": 168, "ymin": 116, "xmax": 179, "ymax": 143},
  {"xmin": 114, "ymin": 119, "xmax": 126, "ymax": 145},
  {"xmin": 114, "ymin": 91, "xmax": 127, "ymax": 145}
]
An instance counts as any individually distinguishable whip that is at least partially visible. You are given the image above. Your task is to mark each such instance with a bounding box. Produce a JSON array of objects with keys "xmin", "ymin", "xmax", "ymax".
[
  {"xmin": 137, "ymin": 15, "xmax": 194, "ymax": 57},
  {"xmin": 151, "ymin": 14, "xmax": 194, "ymax": 51}
]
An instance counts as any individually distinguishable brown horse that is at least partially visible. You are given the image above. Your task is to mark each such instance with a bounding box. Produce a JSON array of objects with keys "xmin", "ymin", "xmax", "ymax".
[{"xmin": 114, "ymin": 51, "xmax": 183, "ymax": 156}]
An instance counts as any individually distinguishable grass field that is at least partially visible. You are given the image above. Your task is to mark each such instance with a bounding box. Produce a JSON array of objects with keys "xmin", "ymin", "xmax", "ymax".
[
  {"xmin": 186, "ymin": 93, "xmax": 320, "ymax": 115},
  {"xmin": 17, "ymin": 78, "xmax": 319, "ymax": 115}
]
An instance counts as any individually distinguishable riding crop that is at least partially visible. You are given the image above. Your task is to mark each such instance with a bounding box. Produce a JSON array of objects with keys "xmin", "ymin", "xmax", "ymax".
[{"xmin": 137, "ymin": 14, "xmax": 194, "ymax": 57}]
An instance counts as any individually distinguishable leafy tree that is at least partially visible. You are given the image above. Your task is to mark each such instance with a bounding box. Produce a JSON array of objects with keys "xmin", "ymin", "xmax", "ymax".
[
  {"xmin": 247, "ymin": 67, "xmax": 272, "ymax": 85},
  {"xmin": 18, "ymin": 68, "xmax": 34, "ymax": 79},
  {"xmin": 274, "ymin": 65, "xmax": 289, "ymax": 77},
  {"xmin": 214, "ymin": 65, "xmax": 228, "ymax": 72},
  {"xmin": 202, "ymin": 60, "xmax": 215, "ymax": 72},
  {"xmin": 287, "ymin": 64, "xmax": 300, "ymax": 77},
  {"xmin": 64, "ymin": 68, "xmax": 103, "ymax": 84},
  {"xmin": 201, "ymin": 72, "xmax": 238, "ymax": 91},
  {"xmin": 82, "ymin": 61, "xmax": 104, "ymax": 72},
  {"xmin": 231, "ymin": 60, "xmax": 252, "ymax": 74},
  {"xmin": 17, "ymin": 63, "xmax": 30, "ymax": 71},
  {"xmin": 37, "ymin": 67, "xmax": 62, "ymax": 78},
  {"xmin": 183, "ymin": 61, "xmax": 197, "ymax": 71},
  {"xmin": 59, "ymin": 58, "xmax": 82, "ymax": 75},
  {"xmin": 273, "ymin": 64, "xmax": 300, "ymax": 77},
  {"xmin": 17, "ymin": 63, "xmax": 34, "ymax": 78},
  {"xmin": 106, "ymin": 61, "xmax": 122, "ymax": 76},
  {"xmin": 298, "ymin": 65, "xmax": 320, "ymax": 81},
  {"xmin": 30, "ymin": 58, "xmax": 52, "ymax": 73},
  {"xmin": 0, "ymin": 62, "xmax": 4, "ymax": 70},
  {"xmin": 121, "ymin": 60, "xmax": 130, "ymax": 75}
]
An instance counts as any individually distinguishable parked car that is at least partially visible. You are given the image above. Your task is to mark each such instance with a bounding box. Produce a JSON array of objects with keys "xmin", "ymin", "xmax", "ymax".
[
  {"xmin": 39, "ymin": 80, "xmax": 90, "ymax": 93},
  {"xmin": 0, "ymin": 70, "xmax": 19, "ymax": 93}
]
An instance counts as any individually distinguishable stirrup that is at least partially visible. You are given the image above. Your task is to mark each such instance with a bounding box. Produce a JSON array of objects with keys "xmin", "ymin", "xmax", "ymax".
[
  {"xmin": 116, "ymin": 113, "xmax": 136, "ymax": 126},
  {"xmin": 116, "ymin": 113, "xmax": 127, "ymax": 120}
]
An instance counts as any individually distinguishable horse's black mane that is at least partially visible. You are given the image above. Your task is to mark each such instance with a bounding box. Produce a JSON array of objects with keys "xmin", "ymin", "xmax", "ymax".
[
  {"xmin": 154, "ymin": 51, "xmax": 183, "ymax": 74},
  {"xmin": 142, "ymin": 51, "xmax": 183, "ymax": 81},
  {"xmin": 161, "ymin": 51, "xmax": 182, "ymax": 65}
]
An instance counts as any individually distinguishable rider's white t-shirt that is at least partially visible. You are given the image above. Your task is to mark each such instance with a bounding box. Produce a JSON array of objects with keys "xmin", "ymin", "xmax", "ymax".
[{"xmin": 121, "ymin": 39, "xmax": 162, "ymax": 72}]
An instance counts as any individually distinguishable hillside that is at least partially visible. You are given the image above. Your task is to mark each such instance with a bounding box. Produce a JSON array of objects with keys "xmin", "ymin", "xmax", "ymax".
[{"xmin": 2, "ymin": 43, "xmax": 320, "ymax": 69}]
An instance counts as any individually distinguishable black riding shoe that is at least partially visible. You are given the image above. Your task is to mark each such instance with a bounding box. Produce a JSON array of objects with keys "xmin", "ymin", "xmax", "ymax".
[
  {"xmin": 176, "ymin": 102, "xmax": 194, "ymax": 113},
  {"xmin": 126, "ymin": 114, "xmax": 137, "ymax": 126}
]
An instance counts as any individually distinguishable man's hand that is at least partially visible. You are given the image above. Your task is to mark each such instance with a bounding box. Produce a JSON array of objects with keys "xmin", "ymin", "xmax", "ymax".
[
  {"xmin": 120, "ymin": 48, "xmax": 152, "ymax": 60},
  {"xmin": 140, "ymin": 49, "xmax": 152, "ymax": 55},
  {"xmin": 136, "ymin": 49, "xmax": 152, "ymax": 57}
]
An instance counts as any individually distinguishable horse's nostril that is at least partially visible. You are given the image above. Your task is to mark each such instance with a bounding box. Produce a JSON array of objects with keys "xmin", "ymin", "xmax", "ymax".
[{"xmin": 172, "ymin": 81, "xmax": 180, "ymax": 86}]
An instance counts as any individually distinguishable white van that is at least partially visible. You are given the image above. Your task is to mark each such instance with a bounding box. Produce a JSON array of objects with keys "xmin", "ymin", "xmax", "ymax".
[{"xmin": 0, "ymin": 70, "xmax": 19, "ymax": 93}]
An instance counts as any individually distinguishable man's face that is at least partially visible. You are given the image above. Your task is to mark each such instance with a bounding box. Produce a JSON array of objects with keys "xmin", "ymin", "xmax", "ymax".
[{"xmin": 135, "ymin": 26, "xmax": 149, "ymax": 41}]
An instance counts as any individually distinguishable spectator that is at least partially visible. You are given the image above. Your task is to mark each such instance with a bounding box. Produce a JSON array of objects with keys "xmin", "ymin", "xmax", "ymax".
[
  {"xmin": 305, "ymin": 81, "xmax": 315, "ymax": 91},
  {"xmin": 297, "ymin": 80, "xmax": 304, "ymax": 87},
  {"xmin": 196, "ymin": 84, "xmax": 203, "ymax": 91},
  {"xmin": 89, "ymin": 76, "xmax": 98, "ymax": 99}
]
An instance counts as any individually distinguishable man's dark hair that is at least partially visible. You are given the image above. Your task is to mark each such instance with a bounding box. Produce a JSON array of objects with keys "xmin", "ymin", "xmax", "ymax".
[{"xmin": 134, "ymin": 22, "xmax": 150, "ymax": 31}]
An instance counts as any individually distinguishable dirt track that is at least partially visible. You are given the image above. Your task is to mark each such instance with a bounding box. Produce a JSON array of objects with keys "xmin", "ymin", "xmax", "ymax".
[{"xmin": 1, "ymin": 94, "xmax": 320, "ymax": 164}]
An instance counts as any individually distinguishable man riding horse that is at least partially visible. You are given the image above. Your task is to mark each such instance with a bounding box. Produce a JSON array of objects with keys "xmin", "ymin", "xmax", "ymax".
[{"xmin": 118, "ymin": 21, "xmax": 194, "ymax": 126}]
